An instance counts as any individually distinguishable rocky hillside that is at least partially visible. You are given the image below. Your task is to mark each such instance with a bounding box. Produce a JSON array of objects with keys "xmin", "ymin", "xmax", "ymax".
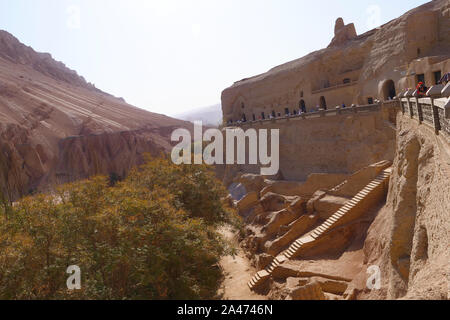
[
  {"xmin": 361, "ymin": 115, "xmax": 449, "ymax": 300},
  {"xmin": 229, "ymin": 112, "xmax": 449, "ymax": 300},
  {"xmin": 0, "ymin": 30, "xmax": 192, "ymax": 200}
]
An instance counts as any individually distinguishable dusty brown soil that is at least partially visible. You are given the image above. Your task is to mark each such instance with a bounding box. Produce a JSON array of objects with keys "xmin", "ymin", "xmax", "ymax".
[{"xmin": 218, "ymin": 226, "xmax": 266, "ymax": 300}]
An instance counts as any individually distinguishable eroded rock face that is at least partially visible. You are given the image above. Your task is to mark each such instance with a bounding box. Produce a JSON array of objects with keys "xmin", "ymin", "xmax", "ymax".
[
  {"xmin": 260, "ymin": 192, "xmax": 290, "ymax": 212},
  {"xmin": 265, "ymin": 214, "xmax": 317, "ymax": 256},
  {"xmin": 239, "ymin": 174, "xmax": 266, "ymax": 194},
  {"xmin": 328, "ymin": 18, "xmax": 357, "ymax": 48},
  {"xmin": 0, "ymin": 30, "xmax": 193, "ymax": 199},
  {"xmin": 222, "ymin": 0, "xmax": 449, "ymax": 121},
  {"xmin": 237, "ymin": 191, "xmax": 259, "ymax": 215},
  {"xmin": 361, "ymin": 116, "xmax": 450, "ymax": 300},
  {"xmin": 245, "ymin": 115, "xmax": 449, "ymax": 301},
  {"xmin": 287, "ymin": 281, "xmax": 327, "ymax": 300},
  {"xmin": 313, "ymin": 195, "xmax": 348, "ymax": 220},
  {"xmin": 53, "ymin": 130, "xmax": 166, "ymax": 185},
  {"xmin": 237, "ymin": 159, "xmax": 402, "ymax": 299}
]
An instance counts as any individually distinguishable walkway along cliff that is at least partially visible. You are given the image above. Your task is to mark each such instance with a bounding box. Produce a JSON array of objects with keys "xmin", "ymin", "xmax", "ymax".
[{"xmin": 220, "ymin": 0, "xmax": 450, "ymax": 300}]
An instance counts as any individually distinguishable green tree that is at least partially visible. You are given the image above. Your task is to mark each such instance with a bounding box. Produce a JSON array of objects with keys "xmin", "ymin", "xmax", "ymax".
[{"xmin": 0, "ymin": 157, "xmax": 238, "ymax": 300}]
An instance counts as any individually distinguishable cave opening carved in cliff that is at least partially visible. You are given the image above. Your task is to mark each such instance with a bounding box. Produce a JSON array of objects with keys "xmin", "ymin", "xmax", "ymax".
[{"xmin": 382, "ymin": 80, "xmax": 397, "ymax": 101}]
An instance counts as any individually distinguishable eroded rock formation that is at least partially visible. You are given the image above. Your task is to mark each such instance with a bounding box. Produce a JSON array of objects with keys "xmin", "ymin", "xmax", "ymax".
[
  {"xmin": 328, "ymin": 18, "xmax": 357, "ymax": 48},
  {"xmin": 222, "ymin": 0, "xmax": 449, "ymax": 122},
  {"xmin": 0, "ymin": 30, "xmax": 192, "ymax": 199},
  {"xmin": 222, "ymin": 1, "xmax": 449, "ymax": 300},
  {"xmin": 361, "ymin": 115, "xmax": 450, "ymax": 300},
  {"xmin": 231, "ymin": 108, "xmax": 449, "ymax": 300},
  {"xmin": 231, "ymin": 161, "xmax": 394, "ymax": 298}
]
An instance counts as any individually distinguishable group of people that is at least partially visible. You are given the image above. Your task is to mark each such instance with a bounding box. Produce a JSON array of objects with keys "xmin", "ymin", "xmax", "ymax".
[{"xmin": 416, "ymin": 72, "xmax": 449, "ymax": 98}]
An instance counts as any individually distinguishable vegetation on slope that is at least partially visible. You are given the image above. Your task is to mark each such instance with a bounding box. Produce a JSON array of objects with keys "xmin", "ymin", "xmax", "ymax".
[{"xmin": 0, "ymin": 156, "xmax": 239, "ymax": 300}]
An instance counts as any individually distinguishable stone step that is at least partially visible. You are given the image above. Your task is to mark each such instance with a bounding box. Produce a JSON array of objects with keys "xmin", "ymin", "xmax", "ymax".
[
  {"xmin": 271, "ymin": 261, "xmax": 280, "ymax": 268},
  {"xmin": 371, "ymin": 183, "xmax": 382, "ymax": 188},
  {"xmin": 287, "ymin": 247, "xmax": 296, "ymax": 254},
  {"xmin": 270, "ymin": 261, "xmax": 279, "ymax": 269},
  {"xmin": 285, "ymin": 249, "xmax": 294, "ymax": 255},
  {"xmin": 286, "ymin": 250, "xmax": 295, "ymax": 257},
  {"xmin": 275, "ymin": 255, "xmax": 288, "ymax": 263},
  {"xmin": 313, "ymin": 230, "xmax": 323, "ymax": 237},
  {"xmin": 291, "ymin": 241, "xmax": 301, "ymax": 247},
  {"xmin": 343, "ymin": 203, "xmax": 354, "ymax": 209},
  {"xmin": 334, "ymin": 211, "xmax": 346, "ymax": 217},
  {"xmin": 310, "ymin": 233, "xmax": 319, "ymax": 240},
  {"xmin": 358, "ymin": 192, "xmax": 369, "ymax": 198},
  {"xmin": 326, "ymin": 221, "xmax": 337, "ymax": 228},
  {"xmin": 248, "ymin": 168, "xmax": 393, "ymax": 292}
]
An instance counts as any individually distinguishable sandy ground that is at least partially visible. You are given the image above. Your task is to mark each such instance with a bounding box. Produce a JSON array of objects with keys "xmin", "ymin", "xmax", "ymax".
[{"xmin": 217, "ymin": 226, "xmax": 266, "ymax": 300}]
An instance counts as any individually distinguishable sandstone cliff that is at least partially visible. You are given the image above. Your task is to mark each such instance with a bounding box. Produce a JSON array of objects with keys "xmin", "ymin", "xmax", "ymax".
[
  {"xmin": 222, "ymin": 0, "xmax": 450, "ymax": 121},
  {"xmin": 0, "ymin": 30, "xmax": 192, "ymax": 200},
  {"xmin": 219, "ymin": 0, "xmax": 449, "ymax": 300},
  {"xmin": 360, "ymin": 114, "xmax": 449, "ymax": 300},
  {"xmin": 232, "ymin": 112, "xmax": 449, "ymax": 300}
]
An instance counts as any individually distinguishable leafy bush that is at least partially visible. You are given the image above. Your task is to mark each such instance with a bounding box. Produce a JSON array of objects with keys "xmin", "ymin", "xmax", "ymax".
[{"xmin": 0, "ymin": 157, "xmax": 238, "ymax": 299}]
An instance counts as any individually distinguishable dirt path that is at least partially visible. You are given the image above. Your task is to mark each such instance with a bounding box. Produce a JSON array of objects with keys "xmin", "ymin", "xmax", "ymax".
[{"xmin": 218, "ymin": 225, "xmax": 266, "ymax": 300}]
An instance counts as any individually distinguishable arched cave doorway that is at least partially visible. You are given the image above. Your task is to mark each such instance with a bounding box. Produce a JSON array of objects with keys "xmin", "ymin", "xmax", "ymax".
[
  {"xmin": 299, "ymin": 99, "xmax": 306, "ymax": 113},
  {"xmin": 320, "ymin": 96, "xmax": 327, "ymax": 110},
  {"xmin": 382, "ymin": 80, "xmax": 396, "ymax": 101}
]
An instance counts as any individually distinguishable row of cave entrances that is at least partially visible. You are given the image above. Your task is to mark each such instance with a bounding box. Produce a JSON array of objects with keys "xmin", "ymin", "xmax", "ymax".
[
  {"xmin": 241, "ymin": 99, "xmax": 320, "ymax": 122},
  {"xmin": 237, "ymin": 79, "xmax": 398, "ymax": 123}
]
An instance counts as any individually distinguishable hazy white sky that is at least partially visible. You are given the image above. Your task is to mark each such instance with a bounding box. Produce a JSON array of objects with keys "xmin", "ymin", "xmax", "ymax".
[{"xmin": 0, "ymin": 0, "xmax": 428, "ymax": 116}]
